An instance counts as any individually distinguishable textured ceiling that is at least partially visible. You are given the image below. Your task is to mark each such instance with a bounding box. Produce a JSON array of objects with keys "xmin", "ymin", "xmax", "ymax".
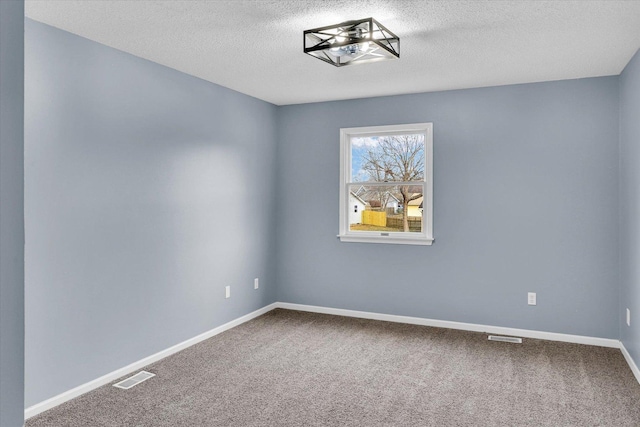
[{"xmin": 25, "ymin": 0, "xmax": 640, "ymax": 106}]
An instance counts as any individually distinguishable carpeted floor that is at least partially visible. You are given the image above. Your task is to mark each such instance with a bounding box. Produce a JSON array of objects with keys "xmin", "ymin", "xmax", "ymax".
[{"xmin": 26, "ymin": 309, "xmax": 640, "ymax": 426}]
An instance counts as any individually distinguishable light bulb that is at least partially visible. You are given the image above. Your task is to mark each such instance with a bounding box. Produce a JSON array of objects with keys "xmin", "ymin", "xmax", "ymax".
[
  {"xmin": 328, "ymin": 42, "xmax": 370, "ymax": 58},
  {"xmin": 327, "ymin": 26, "xmax": 370, "ymax": 58}
]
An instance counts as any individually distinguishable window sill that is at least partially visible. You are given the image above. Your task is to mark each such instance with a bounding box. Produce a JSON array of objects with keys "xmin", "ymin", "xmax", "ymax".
[{"xmin": 337, "ymin": 234, "xmax": 434, "ymax": 246}]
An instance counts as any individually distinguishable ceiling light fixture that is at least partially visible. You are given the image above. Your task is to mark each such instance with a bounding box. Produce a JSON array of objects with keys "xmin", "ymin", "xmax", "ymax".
[{"xmin": 304, "ymin": 17, "xmax": 399, "ymax": 67}]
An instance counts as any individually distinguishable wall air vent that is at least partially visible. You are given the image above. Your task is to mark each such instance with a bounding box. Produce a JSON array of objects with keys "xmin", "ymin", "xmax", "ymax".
[
  {"xmin": 113, "ymin": 371, "xmax": 155, "ymax": 390},
  {"xmin": 488, "ymin": 335, "xmax": 523, "ymax": 344}
]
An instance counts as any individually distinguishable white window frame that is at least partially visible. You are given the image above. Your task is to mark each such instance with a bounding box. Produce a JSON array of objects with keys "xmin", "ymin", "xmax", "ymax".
[{"xmin": 338, "ymin": 123, "xmax": 433, "ymax": 246}]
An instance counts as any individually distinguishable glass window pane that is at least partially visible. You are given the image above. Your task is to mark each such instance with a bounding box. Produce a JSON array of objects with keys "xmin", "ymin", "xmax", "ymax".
[
  {"xmin": 348, "ymin": 184, "xmax": 423, "ymax": 233},
  {"xmin": 351, "ymin": 134, "xmax": 425, "ymax": 183}
]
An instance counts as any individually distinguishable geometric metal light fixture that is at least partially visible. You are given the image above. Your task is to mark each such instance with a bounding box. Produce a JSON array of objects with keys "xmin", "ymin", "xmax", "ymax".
[{"xmin": 303, "ymin": 17, "xmax": 399, "ymax": 67}]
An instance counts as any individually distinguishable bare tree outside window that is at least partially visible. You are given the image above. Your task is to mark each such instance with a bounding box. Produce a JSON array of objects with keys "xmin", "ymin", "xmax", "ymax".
[{"xmin": 359, "ymin": 135, "xmax": 425, "ymax": 231}]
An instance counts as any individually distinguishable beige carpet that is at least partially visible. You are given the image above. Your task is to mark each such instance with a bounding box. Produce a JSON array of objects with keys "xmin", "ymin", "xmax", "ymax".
[{"xmin": 26, "ymin": 309, "xmax": 640, "ymax": 426}]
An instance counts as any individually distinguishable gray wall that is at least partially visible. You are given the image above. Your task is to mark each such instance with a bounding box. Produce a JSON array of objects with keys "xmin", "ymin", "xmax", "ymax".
[
  {"xmin": 620, "ymin": 49, "xmax": 640, "ymax": 368},
  {"xmin": 24, "ymin": 19, "xmax": 278, "ymax": 407},
  {"xmin": 276, "ymin": 77, "xmax": 620, "ymax": 339},
  {"xmin": 0, "ymin": 1, "xmax": 25, "ymax": 426}
]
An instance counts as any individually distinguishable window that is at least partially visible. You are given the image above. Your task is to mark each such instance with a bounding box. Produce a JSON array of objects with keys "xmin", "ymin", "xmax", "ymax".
[{"xmin": 338, "ymin": 123, "xmax": 433, "ymax": 245}]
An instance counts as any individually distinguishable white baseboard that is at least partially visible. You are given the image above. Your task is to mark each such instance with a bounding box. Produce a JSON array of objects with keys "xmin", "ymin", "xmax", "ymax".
[
  {"xmin": 24, "ymin": 302, "xmax": 278, "ymax": 420},
  {"xmin": 275, "ymin": 302, "xmax": 621, "ymax": 349},
  {"xmin": 620, "ymin": 342, "xmax": 640, "ymax": 384}
]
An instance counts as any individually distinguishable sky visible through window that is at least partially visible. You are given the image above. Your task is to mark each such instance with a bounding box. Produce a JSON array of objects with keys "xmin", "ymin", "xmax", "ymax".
[
  {"xmin": 351, "ymin": 135, "xmax": 425, "ymax": 182},
  {"xmin": 350, "ymin": 136, "xmax": 376, "ymax": 181}
]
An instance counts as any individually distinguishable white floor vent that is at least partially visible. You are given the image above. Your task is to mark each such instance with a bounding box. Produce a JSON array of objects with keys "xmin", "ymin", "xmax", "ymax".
[
  {"xmin": 488, "ymin": 335, "xmax": 523, "ymax": 344},
  {"xmin": 113, "ymin": 371, "xmax": 155, "ymax": 390}
]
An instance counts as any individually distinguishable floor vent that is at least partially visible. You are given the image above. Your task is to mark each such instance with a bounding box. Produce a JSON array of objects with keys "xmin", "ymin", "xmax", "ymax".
[
  {"xmin": 488, "ymin": 335, "xmax": 522, "ymax": 344},
  {"xmin": 113, "ymin": 371, "xmax": 155, "ymax": 390}
]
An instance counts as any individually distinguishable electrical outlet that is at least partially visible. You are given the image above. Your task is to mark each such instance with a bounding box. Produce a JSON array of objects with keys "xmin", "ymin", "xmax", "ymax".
[
  {"xmin": 225, "ymin": 286, "xmax": 230, "ymax": 299},
  {"xmin": 254, "ymin": 278, "xmax": 259, "ymax": 290},
  {"xmin": 528, "ymin": 292, "xmax": 536, "ymax": 306},
  {"xmin": 627, "ymin": 308, "xmax": 631, "ymax": 326}
]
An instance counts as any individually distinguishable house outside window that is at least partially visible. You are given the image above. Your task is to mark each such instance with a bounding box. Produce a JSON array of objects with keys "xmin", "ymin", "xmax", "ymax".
[{"xmin": 338, "ymin": 123, "xmax": 433, "ymax": 245}]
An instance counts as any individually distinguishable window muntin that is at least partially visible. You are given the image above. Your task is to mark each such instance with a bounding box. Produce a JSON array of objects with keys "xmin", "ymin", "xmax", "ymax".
[{"xmin": 339, "ymin": 123, "xmax": 433, "ymax": 245}]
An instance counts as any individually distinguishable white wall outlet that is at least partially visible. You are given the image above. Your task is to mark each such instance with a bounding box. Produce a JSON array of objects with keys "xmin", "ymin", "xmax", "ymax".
[
  {"xmin": 225, "ymin": 286, "xmax": 230, "ymax": 299},
  {"xmin": 528, "ymin": 292, "xmax": 537, "ymax": 306},
  {"xmin": 254, "ymin": 278, "xmax": 259, "ymax": 290},
  {"xmin": 627, "ymin": 308, "xmax": 631, "ymax": 326}
]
